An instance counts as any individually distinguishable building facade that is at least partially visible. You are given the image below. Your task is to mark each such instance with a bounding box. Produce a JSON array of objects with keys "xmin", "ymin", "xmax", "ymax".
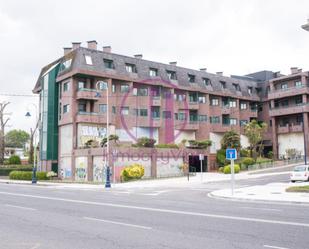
[{"xmin": 33, "ymin": 41, "xmax": 308, "ymax": 181}]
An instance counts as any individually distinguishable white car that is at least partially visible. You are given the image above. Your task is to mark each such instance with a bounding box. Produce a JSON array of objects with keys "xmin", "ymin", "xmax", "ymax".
[{"xmin": 290, "ymin": 165, "xmax": 309, "ymax": 182}]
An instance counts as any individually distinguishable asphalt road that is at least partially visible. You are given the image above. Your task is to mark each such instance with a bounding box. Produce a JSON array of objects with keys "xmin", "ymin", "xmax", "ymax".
[{"xmin": 0, "ymin": 171, "xmax": 308, "ymax": 249}]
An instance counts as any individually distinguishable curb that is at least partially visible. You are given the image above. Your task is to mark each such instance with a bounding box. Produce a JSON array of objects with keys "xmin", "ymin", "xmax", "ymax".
[{"xmin": 207, "ymin": 192, "xmax": 309, "ymax": 206}]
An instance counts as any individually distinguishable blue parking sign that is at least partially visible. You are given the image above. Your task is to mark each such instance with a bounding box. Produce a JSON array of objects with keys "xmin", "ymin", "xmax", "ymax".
[{"xmin": 226, "ymin": 148, "xmax": 237, "ymax": 160}]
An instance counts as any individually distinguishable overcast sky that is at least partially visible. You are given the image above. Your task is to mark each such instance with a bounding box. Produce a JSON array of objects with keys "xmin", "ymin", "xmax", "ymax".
[{"xmin": 1, "ymin": 0, "xmax": 309, "ymax": 133}]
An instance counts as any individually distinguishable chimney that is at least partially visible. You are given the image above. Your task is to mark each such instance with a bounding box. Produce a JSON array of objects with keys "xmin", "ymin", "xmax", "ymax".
[
  {"xmin": 72, "ymin": 42, "xmax": 81, "ymax": 50},
  {"xmin": 274, "ymin": 71, "xmax": 281, "ymax": 78},
  {"xmin": 87, "ymin": 40, "xmax": 97, "ymax": 50},
  {"xmin": 103, "ymin": 46, "xmax": 111, "ymax": 53},
  {"xmin": 200, "ymin": 68, "xmax": 207, "ymax": 72},
  {"xmin": 298, "ymin": 68, "xmax": 303, "ymax": 73},
  {"xmin": 134, "ymin": 54, "xmax": 143, "ymax": 59},
  {"xmin": 216, "ymin": 72, "xmax": 223, "ymax": 76},
  {"xmin": 169, "ymin": 62, "xmax": 177, "ymax": 66},
  {"xmin": 63, "ymin": 47, "xmax": 72, "ymax": 55},
  {"xmin": 291, "ymin": 67, "xmax": 298, "ymax": 74}
]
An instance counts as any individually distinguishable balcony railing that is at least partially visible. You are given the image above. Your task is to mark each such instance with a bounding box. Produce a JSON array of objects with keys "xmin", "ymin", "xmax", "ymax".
[
  {"xmin": 277, "ymin": 123, "xmax": 303, "ymax": 133},
  {"xmin": 269, "ymin": 103, "xmax": 308, "ymax": 116},
  {"xmin": 268, "ymin": 84, "xmax": 309, "ymax": 99},
  {"xmin": 76, "ymin": 88, "xmax": 100, "ymax": 100}
]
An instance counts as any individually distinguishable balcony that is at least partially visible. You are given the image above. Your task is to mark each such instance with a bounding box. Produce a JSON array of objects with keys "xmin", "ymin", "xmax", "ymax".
[
  {"xmin": 76, "ymin": 88, "xmax": 100, "ymax": 100},
  {"xmin": 268, "ymin": 85, "xmax": 309, "ymax": 100},
  {"xmin": 135, "ymin": 117, "xmax": 161, "ymax": 127},
  {"xmin": 175, "ymin": 120, "xmax": 199, "ymax": 130},
  {"xmin": 175, "ymin": 101, "xmax": 199, "ymax": 110},
  {"xmin": 76, "ymin": 112, "xmax": 115, "ymax": 124},
  {"xmin": 277, "ymin": 123, "xmax": 303, "ymax": 134},
  {"xmin": 210, "ymin": 124, "xmax": 239, "ymax": 133},
  {"xmin": 290, "ymin": 123, "xmax": 303, "ymax": 132},
  {"xmin": 269, "ymin": 104, "xmax": 309, "ymax": 116},
  {"xmin": 150, "ymin": 96, "xmax": 161, "ymax": 106},
  {"xmin": 277, "ymin": 125, "xmax": 289, "ymax": 134}
]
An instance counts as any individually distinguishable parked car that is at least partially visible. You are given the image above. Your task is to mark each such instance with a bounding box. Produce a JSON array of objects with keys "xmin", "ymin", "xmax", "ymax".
[{"xmin": 290, "ymin": 165, "xmax": 309, "ymax": 182}]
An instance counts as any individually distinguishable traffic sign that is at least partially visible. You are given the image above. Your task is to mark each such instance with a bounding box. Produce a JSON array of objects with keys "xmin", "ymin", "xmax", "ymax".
[{"xmin": 226, "ymin": 148, "xmax": 237, "ymax": 160}]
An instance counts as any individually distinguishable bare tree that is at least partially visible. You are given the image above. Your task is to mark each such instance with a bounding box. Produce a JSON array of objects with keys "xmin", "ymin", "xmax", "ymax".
[{"xmin": 0, "ymin": 102, "xmax": 11, "ymax": 164}]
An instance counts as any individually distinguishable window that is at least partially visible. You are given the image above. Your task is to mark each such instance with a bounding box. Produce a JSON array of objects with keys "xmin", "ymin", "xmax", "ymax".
[
  {"xmin": 230, "ymin": 118, "xmax": 237, "ymax": 125},
  {"xmin": 188, "ymin": 74, "xmax": 195, "ymax": 83},
  {"xmin": 222, "ymin": 97, "xmax": 229, "ymax": 107},
  {"xmin": 211, "ymin": 98, "xmax": 219, "ymax": 106},
  {"xmin": 59, "ymin": 59, "xmax": 72, "ymax": 72},
  {"xmin": 139, "ymin": 109, "xmax": 148, "ymax": 117},
  {"xmin": 162, "ymin": 111, "xmax": 172, "ymax": 119},
  {"xmin": 78, "ymin": 81, "xmax": 85, "ymax": 90},
  {"xmin": 296, "ymin": 115, "xmax": 303, "ymax": 124},
  {"xmin": 220, "ymin": 81, "xmax": 226, "ymax": 89},
  {"xmin": 99, "ymin": 104, "xmax": 107, "ymax": 113},
  {"xmin": 248, "ymin": 87, "xmax": 252, "ymax": 95},
  {"xmin": 198, "ymin": 115, "xmax": 207, "ymax": 122},
  {"xmin": 295, "ymin": 96, "xmax": 303, "ymax": 105},
  {"xmin": 256, "ymin": 87, "xmax": 261, "ymax": 94},
  {"xmin": 112, "ymin": 84, "xmax": 116, "ymax": 93},
  {"xmin": 162, "ymin": 90, "xmax": 172, "ymax": 99},
  {"xmin": 281, "ymin": 83, "xmax": 288, "ymax": 90},
  {"xmin": 151, "ymin": 107, "xmax": 160, "ymax": 118},
  {"xmin": 112, "ymin": 106, "xmax": 116, "ymax": 114},
  {"xmin": 240, "ymin": 102, "xmax": 247, "ymax": 110},
  {"xmin": 78, "ymin": 102, "xmax": 86, "ymax": 112},
  {"xmin": 189, "ymin": 92, "xmax": 198, "ymax": 103},
  {"xmin": 166, "ymin": 70, "xmax": 177, "ymax": 80},
  {"xmin": 85, "ymin": 55, "xmax": 93, "ymax": 65},
  {"xmin": 233, "ymin": 84, "xmax": 240, "ymax": 91},
  {"xmin": 137, "ymin": 88, "xmax": 148, "ymax": 96},
  {"xmin": 120, "ymin": 84, "xmax": 130, "ymax": 93},
  {"xmin": 63, "ymin": 104, "xmax": 70, "ymax": 114},
  {"xmin": 120, "ymin": 107, "xmax": 129, "ymax": 115},
  {"xmin": 198, "ymin": 96, "xmax": 206, "ymax": 104},
  {"xmin": 210, "ymin": 116, "xmax": 220, "ymax": 124},
  {"xmin": 63, "ymin": 82, "xmax": 69, "ymax": 92},
  {"xmin": 240, "ymin": 120, "xmax": 248, "ymax": 126},
  {"xmin": 295, "ymin": 81, "xmax": 302, "ymax": 88},
  {"xmin": 103, "ymin": 59, "xmax": 115, "ymax": 69},
  {"xmin": 203, "ymin": 78, "xmax": 211, "ymax": 86},
  {"xmin": 125, "ymin": 63, "xmax": 137, "ymax": 73},
  {"xmin": 149, "ymin": 68, "xmax": 158, "ymax": 77},
  {"xmin": 250, "ymin": 103, "xmax": 258, "ymax": 111},
  {"xmin": 175, "ymin": 93, "xmax": 186, "ymax": 101},
  {"xmin": 176, "ymin": 112, "xmax": 186, "ymax": 121},
  {"xmin": 229, "ymin": 99, "xmax": 237, "ymax": 108},
  {"xmin": 281, "ymin": 99, "xmax": 289, "ymax": 107}
]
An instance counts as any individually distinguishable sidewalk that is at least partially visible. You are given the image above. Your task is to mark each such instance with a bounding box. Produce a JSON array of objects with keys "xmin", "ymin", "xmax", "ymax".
[{"xmin": 210, "ymin": 182, "xmax": 309, "ymax": 204}]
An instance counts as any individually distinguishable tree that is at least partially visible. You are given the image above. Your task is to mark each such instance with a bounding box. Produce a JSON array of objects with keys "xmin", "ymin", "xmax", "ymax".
[
  {"xmin": 244, "ymin": 120, "xmax": 267, "ymax": 161},
  {"xmin": 5, "ymin": 129, "xmax": 30, "ymax": 148},
  {"xmin": 221, "ymin": 130, "xmax": 241, "ymax": 150},
  {"xmin": 0, "ymin": 102, "xmax": 10, "ymax": 164}
]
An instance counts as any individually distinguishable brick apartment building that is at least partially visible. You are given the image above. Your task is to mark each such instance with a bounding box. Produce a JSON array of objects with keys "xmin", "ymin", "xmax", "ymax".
[{"xmin": 33, "ymin": 41, "xmax": 309, "ymax": 182}]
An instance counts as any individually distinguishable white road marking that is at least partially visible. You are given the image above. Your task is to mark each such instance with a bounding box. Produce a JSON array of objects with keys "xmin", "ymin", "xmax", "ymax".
[
  {"xmin": 240, "ymin": 207, "xmax": 282, "ymax": 212},
  {"xmin": 0, "ymin": 191, "xmax": 309, "ymax": 228},
  {"xmin": 5, "ymin": 204, "xmax": 36, "ymax": 211},
  {"xmin": 84, "ymin": 217, "xmax": 152, "ymax": 230},
  {"xmin": 263, "ymin": 245, "xmax": 290, "ymax": 249}
]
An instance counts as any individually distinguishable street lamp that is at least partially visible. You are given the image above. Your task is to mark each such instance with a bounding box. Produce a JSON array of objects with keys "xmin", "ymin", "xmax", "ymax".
[
  {"xmin": 25, "ymin": 103, "xmax": 39, "ymax": 184},
  {"xmin": 96, "ymin": 80, "xmax": 111, "ymax": 188}
]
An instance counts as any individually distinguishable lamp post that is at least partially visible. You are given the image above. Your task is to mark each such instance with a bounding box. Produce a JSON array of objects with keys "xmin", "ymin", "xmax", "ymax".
[
  {"xmin": 96, "ymin": 81, "xmax": 111, "ymax": 188},
  {"xmin": 25, "ymin": 103, "xmax": 39, "ymax": 184},
  {"xmin": 301, "ymin": 19, "xmax": 309, "ymax": 164}
]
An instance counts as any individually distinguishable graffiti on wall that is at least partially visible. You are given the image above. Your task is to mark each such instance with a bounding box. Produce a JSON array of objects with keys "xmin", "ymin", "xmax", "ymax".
[{"xmin": 75, "ymin": 157, "xmax": 87, "ymax": 181}]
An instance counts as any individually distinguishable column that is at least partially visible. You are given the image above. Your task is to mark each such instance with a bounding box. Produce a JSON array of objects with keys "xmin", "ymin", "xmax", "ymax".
[{"xmin": 271, "ymin": 117, "xmax": 278, "ymax": 159}]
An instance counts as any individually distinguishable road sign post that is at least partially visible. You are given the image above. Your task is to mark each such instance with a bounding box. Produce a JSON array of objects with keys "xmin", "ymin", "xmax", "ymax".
[
  {"xmin": 199, "ymin": 154, "xmax": 204, "ymax": 182},
  {"xmin": 226, "ymin": 149, "xmax": 237, "ymax": 196}
]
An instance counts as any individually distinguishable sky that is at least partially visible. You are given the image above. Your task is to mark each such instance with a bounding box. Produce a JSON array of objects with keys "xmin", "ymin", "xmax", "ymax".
[{"xmin": 0, "ymin": 0, "xmax": 309, "ymax": 133}]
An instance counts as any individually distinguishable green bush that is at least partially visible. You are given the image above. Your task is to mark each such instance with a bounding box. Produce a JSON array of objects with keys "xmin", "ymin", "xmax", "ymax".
[
  {"xmin": 121, "ymin": 164, "xmax": 145, "ymax": 182},
  {"xmin": 216, "ymin": 149, "xmax": 227, "ymax": 167},
  {"xmin": 134, "ymin": 137, "xmax": 156, "ymax": 148},
  {"xmin": 9, "ymin": 171, "xmax": 49, "ymax": 181},
  {"xmin": 223, "ymin": 164, "xmax": 240, "ymax": 174},
  {"xmin": 218, "ymin": 167, "xmax": 224, "ymax": 173},
  {"xmin": 0, "ymin": 165, "xmax": 32, "ymax": 176},
  {"xmin": 241, "ymin": 157, "xmax": 255, "ymax": 168},
  {"xmin": 8, "ymin": 155, "xmax": 21, "ymax": 165},
  {"xmin": 155, "ymin": 144, "xmax": 179, "ymax": 149},
  {"xmin": 188, "ymin": 140, "xmax": 212, "ymax": 149},
  {"xmin": 240, "ymin": 149, "xmax": 249, "ymax": 157}
]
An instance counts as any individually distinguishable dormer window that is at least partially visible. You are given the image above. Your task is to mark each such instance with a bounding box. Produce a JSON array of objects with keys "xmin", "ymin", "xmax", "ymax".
[
  {"xmin": 59, "ymin": 59, "xmax": 72, "ymax": 72},
  {"xmin": 188, "ymin": 74, "xmax": 196, "ymax": 83},
  {"xmin": 103, "ymin": 59, "xmax": 115, "ymax": 69},
  {"xmin": 85, "ymin": 55, "xmax": 93, "ymax": 65},
  {"xmin": 220, "ymin": 81, "xmax": 226, "ymax": 89},
  {"xmin": 166, "ymin": 70, "xmax": 177, "ymax": 80},
  {"xmin": 248, "ymin": 87, "xmax": 252, "ymax": 95},
  {"xmin": 149, "ymin": 68, "xmax": 158, "ymax": 77},
  {"xmin": 233, "ymin": 84, "xmax": 240, "ymax": 91},
  {"xmin": 125, "ymin": 63, "xmax": 137, "ymax": 73},
  {"xmin": 203, "ymin": 78, "xmax": 211, "ymax": 86}
]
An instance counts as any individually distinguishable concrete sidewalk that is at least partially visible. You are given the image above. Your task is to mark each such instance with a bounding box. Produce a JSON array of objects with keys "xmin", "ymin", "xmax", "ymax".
[{"xmin": 210, "ymin": 182, "xmax": 309, "ymax": 204}]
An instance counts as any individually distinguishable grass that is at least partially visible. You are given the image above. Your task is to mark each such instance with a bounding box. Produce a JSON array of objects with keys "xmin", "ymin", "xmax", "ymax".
[{"xmin": 286, "ymin": 185, "xmax": 309, "ymax": 193}]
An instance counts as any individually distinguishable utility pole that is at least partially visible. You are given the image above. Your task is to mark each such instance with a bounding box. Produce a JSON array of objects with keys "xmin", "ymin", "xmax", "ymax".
[{"xmin": 0, "ymin": 102, "xmax": 11, "ymax": 164}]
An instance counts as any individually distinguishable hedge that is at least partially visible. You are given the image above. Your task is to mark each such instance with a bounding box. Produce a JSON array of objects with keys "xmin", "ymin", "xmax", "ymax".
[
  {"xmin": 0, "ymin": 165, "xmax": 33, "ymax": 176},
  {"xmin": 9, "ymin": 171, "xmax": 49, "ymax": 181},
  {"xmin": 8, "ymin": 155, "xmax": 21, "ymax": 165},
  {"xmin": 155, "ymin": 144, "xmax": 179, "ymax": 149},
  {"xmin": 223, "ymin": 164, "xmax": 240, "ymax": 174}
]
